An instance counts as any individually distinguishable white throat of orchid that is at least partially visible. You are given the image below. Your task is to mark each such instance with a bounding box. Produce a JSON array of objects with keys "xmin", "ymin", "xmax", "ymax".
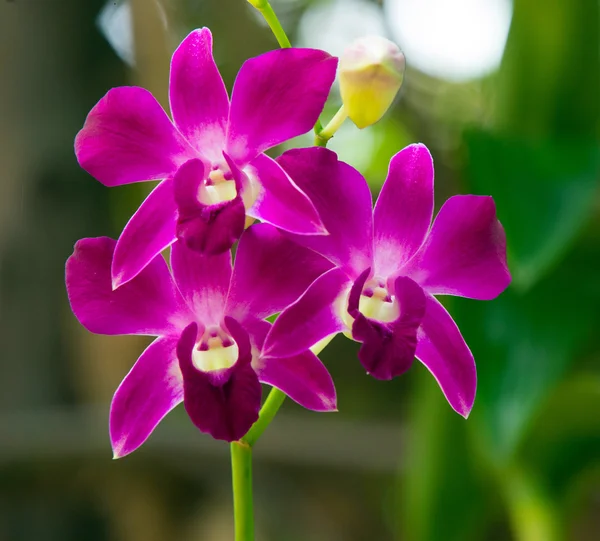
[
  {"xmin": 192, "ymin": 326, "xmax": 239, "ymax": 373},
  {"xmin": 198, "ymin": 167, "xmax": 238, "ymax": 206},
  {"xmin": 198, "ymin": 164, "xmax": 260, "ymax": 228},
  {"xmin": 342, "ymin": 277, "xmax": 399, "ymax": 332}
]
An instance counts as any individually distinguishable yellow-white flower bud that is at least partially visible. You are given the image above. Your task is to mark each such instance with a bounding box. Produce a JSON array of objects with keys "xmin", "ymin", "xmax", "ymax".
[{"xmin": 339, "ymin": 36, "xmax": 406, "ymax": 129}]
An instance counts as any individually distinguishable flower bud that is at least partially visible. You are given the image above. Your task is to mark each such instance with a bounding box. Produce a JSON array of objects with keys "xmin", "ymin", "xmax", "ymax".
[{"xmin": 339, "ymin": 36, "xmax": 405, "ymax": 129}]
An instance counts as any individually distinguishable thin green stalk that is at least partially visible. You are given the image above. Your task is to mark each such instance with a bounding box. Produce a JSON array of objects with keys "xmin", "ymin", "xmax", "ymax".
[
  {"xmin": 242, "ymin": 387, "xmax": 287, "ymax": 446},
  {"xmin": 229, "ymin": 388, "xmax": 286, "ymax": 539},
  {"xmin": 314, "ymin": 117, "xmax": 324, "ymax": 134},
  {"xmin": 249, "ymin": 1, "xmax": 341, "ymax": 142},
  {"xmin": 229, "ymin": 336, "xmax": 335, "ymax": 535},
  {"xmin": 314, "ymin": 105, "xmax": 348, "ymax": 147},
  {"xmin": 314, "ymin": 134, "xmax": 328, "ymax": 148},
  {"xmin": 248, "ymin": 1, "xmax": 291, "ymax": 48},
  {"xmin": 231, "ymin": 440, "xmax": 254, "ymax": 541}
]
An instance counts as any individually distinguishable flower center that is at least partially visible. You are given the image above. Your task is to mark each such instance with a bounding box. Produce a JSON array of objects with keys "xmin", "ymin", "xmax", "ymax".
[
  {"xmin": 342, "ymin": 277, "xmax": 399, "ymax": 330},
  {"xmin": 197, "ymin": 166, "xmax": 237, "ymax": 206},
  {"xmin": 192, "ymin": 326, "xmax": 239, "ymax": 373},
  {"xmin": 359, "ymin": 282, "xmax": 399, "ymax": 322}
]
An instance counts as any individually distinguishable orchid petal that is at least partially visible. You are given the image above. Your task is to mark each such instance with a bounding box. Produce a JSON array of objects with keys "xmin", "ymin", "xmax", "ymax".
[
  {"xmin": 110, "ymin": 336, "xmax": 182, "ymax": 458},
  {"xmin": 349, "ymin": 272, "xmax": 426, "ymax": 380},
  {"xmin": 244, "ymin": 318, "xmax": 337, "ymax": 412},
  {"xmin": 245, "ymin": 153, "xmax": 326, "ymax": 235},
  {"xmin": 263, "ymin": 268, "xmax": 350, "ymax": 359},
  {"xmin": 173, "ymin": 158, "xmax": 245, "ymax": 254},
  {"xmin": 259, "ymin": 351, "xmax": 338, "ymax": 412},
  {"xmin": 415, "ymin": 295, "xmax": 476, "ymax": 418},
  {"xmin": 227, "ymin": 223, "xmax": 333, "ymax": 322},
  {"xmin": 169, "ymin": 28, "xmax": 229, "ymax": 162},
  {"xmin": 170, "ymin": 240, "xmax": 231, "ymax": 326},
  {"xmin": 276, "ymin": 148, "xmax": 373, "ymax": 275},
  {"xmin": 402, "ymin": 195, "xmax": 511, "ymax": 300},
  {"xmin": 373, "ymin": 144, "xmax": 434, "ymax": 277},
  {"xmin": 177, "ymin": 321, "xmax": 261, "ymax": 442},
  {"xmin": 226, "ymin": 49, "xmax": 337, "ymax": 164},
  {"xmin": 75, "ymin": 87, "xmax": 196, "ymax": 187},
  {"xmin": 112, "ymin": 179, "xmax": 177, "ymax": 289},
  {"xmin": 66, "ymin": 237, "xmax": 191, "ymax": 336}
]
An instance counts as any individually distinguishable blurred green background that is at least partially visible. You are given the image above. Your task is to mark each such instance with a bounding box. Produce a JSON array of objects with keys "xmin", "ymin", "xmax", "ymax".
[{"xmin": 0, "ymin": 0, "xmax": 598, "ymax": 539}]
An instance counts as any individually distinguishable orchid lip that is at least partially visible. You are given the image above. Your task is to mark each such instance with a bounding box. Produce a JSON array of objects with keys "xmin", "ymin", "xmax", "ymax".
[
  {"xmin": 198, "ymin": 165, "xmax": 237, "ymax": 206},
  {"xmin": 203, "ymin": 156, "xmax": 260, "ymax": 211},
  {"xmin": 192, "ymin": 325, "xmax": 239, "ymax": 373},
  {"xmin": 199, "ymin": 182, "xmax": 237, "ymax": 205},
  {"xmin": 358, "ymin": 292, "xmax": 399, "ymax": 322},
  {"xmin": 342, "ymin": 276, "xmax": 399, "ymax": 332}
]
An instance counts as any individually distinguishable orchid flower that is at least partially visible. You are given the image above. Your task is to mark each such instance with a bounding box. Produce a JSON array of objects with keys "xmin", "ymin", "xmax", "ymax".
[
  {"xmin": 75, "ymin": 28, "xmax": 337, "ymax": 288},
  {"xmin": 65, "ymin": 224, "xmax": 336, "ymax": 457},
  {"xmin": 264, "ymin": 144, "xmax": 511, "ymax": 417}
]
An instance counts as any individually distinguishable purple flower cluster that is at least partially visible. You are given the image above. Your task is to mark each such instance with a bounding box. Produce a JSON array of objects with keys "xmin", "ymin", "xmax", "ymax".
[{"xmin": 66, "ymin": 28, "xmax": 510, "ymax": 456}]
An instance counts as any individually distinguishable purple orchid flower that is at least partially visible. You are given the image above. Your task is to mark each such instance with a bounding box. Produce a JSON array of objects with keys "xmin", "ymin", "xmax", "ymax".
[
  {"xmin": 263, "ymin": 144, "xmax": 511, "ymax": 417},
  {"xmin": 75, "ymin": 28, "xmax": 338, "ymax": 289},
  {"xmin": 65, "ymin": 224, "xmax": 336, "ymax": 457}
]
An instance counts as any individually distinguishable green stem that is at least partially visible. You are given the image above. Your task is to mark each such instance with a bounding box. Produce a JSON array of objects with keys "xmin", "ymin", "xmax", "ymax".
[
  {"xmin": 249, "ymin": 1, "xmax": 341, "ymax": 141},
  {"xmin": 248, "ymin": 1, "xmax": 291, "ymax": 48},
  {"xmin": 231, "ymin": 440, "xmax": 254, "ymax": 541},
  {"xmin": 228, "ymin": 339, "xmax": 334, "ymax": 535},
  {"xmin": 229, "ymin": 388, "xmax": 286, "ymax": 539},
  {"xmin": 314, "ymin": 105, "xmax": 348, "ymax": 147},
  {"xmin": 242, "ymin": 387, "xmax": 287, "ymax": 446}
]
